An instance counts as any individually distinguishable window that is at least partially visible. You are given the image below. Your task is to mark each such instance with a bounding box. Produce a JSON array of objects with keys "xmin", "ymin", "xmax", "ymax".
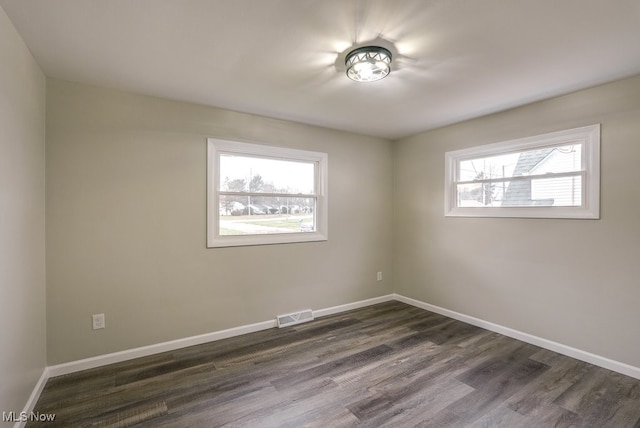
[
  {"xmin": 207, "ymin": 138, "xmax": 328, "ymax": 247},
  {"xmin": 444, "ymin": 124, "xmax": 600, "ymax": 219}
]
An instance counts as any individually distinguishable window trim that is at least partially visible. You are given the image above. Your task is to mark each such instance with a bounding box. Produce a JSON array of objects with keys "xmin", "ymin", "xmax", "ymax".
[
  {"xmin": 207, "ymin": 138, "xmax": 328, "ymax": 248},
  {"xmin": 444, "ymin": 124, "xmax": 600, "ymax": 219}
]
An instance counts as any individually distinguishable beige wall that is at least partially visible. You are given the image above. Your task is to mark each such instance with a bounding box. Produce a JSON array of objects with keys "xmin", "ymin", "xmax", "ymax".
[
  {"xmin": 46, "ymin": 79, "xmax": 394, "ymax": 364},
  {"xmin": 0, "ymin": 5, "xmax": 47, "ymax": 421},
  {"xmin": 394, "ymin": 75, "xmax": 640, "ymax": 368},
  {"xmin": 8, "ymin": 10, "xmax": 639, "ymax": 384}
]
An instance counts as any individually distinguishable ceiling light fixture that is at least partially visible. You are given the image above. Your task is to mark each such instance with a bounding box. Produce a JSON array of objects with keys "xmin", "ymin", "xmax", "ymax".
[{"xmin": 345, "ymin": 46, "xmax": 392, "ymax": 82}]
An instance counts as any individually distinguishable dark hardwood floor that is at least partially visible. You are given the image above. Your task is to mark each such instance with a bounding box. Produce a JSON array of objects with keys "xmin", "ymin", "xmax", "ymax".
[{"xmin": 30, "ymin": 301, "xmax": 640, "ymax": 427}]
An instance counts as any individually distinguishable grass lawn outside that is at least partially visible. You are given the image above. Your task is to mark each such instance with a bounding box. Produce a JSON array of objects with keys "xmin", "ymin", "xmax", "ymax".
[{"xmin": 219, "ymin": 214, "xmax": 314, "ymax": 235}]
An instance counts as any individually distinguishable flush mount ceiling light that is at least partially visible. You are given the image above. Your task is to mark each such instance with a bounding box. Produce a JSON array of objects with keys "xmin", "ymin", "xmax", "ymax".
[{"xmin": 345, "ymin": 46, "xmax": 392, "ymax": 82}]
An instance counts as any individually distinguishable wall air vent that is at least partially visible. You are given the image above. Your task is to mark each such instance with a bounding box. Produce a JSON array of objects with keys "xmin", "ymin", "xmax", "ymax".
[{"xmin": 276, "ymin": 309, "xmax": 314, "ymax": 328}]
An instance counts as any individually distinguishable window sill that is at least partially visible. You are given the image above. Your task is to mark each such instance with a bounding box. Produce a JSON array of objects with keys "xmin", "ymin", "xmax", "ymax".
[
  {"xmin": 445, "ymin": 205, "xmax": 599, "ymax": 219},
  {"xmin": 207, "ymin": 231, "xmax": 328, "ymax": 248}
]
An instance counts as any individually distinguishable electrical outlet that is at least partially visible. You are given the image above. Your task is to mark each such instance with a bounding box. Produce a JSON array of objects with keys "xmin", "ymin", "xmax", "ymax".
[
  {"xmin": 377, "ymin": 272, "xmax": 383, "ymax": 281},
  {"xmin": 92, "ymin": 313, "xmax": 105, "ymax": 330}
]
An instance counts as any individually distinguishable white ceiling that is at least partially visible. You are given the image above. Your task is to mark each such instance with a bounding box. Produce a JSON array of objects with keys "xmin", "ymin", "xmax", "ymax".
[{"xmin": 2, "ymin": 0, "xmax": 640, "ymax": 139}]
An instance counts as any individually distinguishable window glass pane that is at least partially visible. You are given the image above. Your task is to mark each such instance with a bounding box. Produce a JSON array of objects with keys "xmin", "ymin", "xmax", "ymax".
[
  {"xmin": 458, "ymin": 144, "xmax": 582, "ymax": 181},
  {"xmin": 529, "ymin": 176, "xmax": 582, "ymax": 207},
  {"xmin": 219, "ymin": 154, "xmax": 315, "ymax": 194},
  {"xmin": 529, "ymin": 144, "xmax": 581, "ymax": 175},
  {"xmin": 459, "ymin": 153, "xmax": 520, "ymax": 182},
  {"xmin": 219, "ymin": 196, "xmax": 315, "ymax": 235},
  {"xmin": 458, "ymin": 175, "xmax": 582, "ymax": 207},
  {"xmin": 500, "ymin": 176, "xmax": 582, "ymax": 207},
  {"xmin": 457, "ymin": 182, "xmax": 504, "ymax": 207}
]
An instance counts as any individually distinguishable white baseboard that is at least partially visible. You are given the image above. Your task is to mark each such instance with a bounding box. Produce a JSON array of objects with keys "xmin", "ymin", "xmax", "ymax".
[
  {"xmin": 313, "ymin": 294, "xmax": 394, "ymax": 318},
  {"xmin": 14, "ymin": 367, "xmax": 49, "ymax": 428},
  {"xmin": 47, "ymin": 294, "xmax": 395, "ymax": 378},
  {"xmin": 25, "ymin": 292, "xmax": 640, "ymax": 420},
  {"xmin": 47, "ymin": 319, "xmax": 277, "ymax": 378},
  {"xmin": 393, "ymin": 293, "xmax": 640, "ymax": 380}
]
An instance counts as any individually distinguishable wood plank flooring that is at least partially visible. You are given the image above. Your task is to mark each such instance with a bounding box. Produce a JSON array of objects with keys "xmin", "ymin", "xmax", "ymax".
[{"xmin": 29, "ymin": 302, "xmax": 640, "ymax": 427}]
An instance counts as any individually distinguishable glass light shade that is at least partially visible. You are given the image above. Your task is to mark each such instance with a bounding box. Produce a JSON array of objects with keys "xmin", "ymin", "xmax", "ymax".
[{"xmin": 345, "ymin": 46, "xmax": 392, "ymax": 82}]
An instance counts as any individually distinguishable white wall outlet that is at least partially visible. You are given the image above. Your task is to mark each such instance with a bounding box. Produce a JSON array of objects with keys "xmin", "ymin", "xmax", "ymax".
[
  {"xmin": 92, "ymin": 313, "xmax": 105, "ymax": 330},
  {"xmin": 377, "ymin": 272, "xmax": 383, "ymax": 281}
]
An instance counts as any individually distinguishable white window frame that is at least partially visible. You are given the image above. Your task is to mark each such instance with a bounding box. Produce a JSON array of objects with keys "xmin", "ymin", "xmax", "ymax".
[
  {"xmin": 207, "ymin": 138, "xmax": 328, "ymax": 248},
  {"xmin": 444, "ymin": 124, "xmax": 600, "ymax": 219}
]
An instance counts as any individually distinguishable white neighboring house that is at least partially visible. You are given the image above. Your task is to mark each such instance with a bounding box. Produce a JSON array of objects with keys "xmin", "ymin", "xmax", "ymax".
[{"xmin": 502, "ymin": 145, "xmax": 581, "ymax": 207}]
